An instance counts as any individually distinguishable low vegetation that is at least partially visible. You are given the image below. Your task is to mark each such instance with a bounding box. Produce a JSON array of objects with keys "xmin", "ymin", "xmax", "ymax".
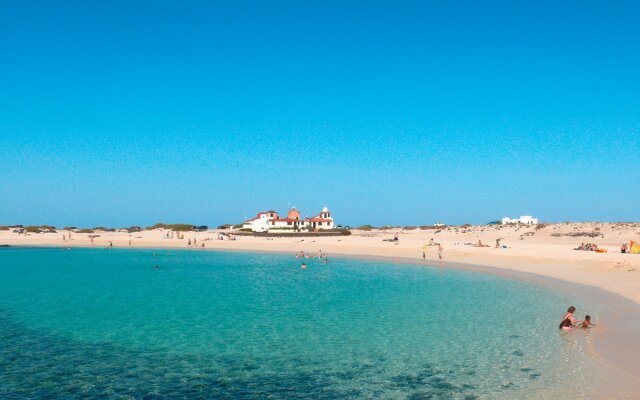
[
  {"xmin": 218, "ymin": 223, "xmax": 242, "ymax": 229},
  {"xmin": 147, "ymin": 223, "xmax": 195, "ymax": 232},
  {"xmin": 0, "ymin": 226, "xmax": 9, "ymax": 231},
  {"xmin": 551, "ymin": 231, "xmax": 603, "ymax": 238},
  {"xmin": 79, "ymin": 229, "xmax": 94, "ymax": 233},
  {"xmin": 93, "ymin": 226, "xmax": 115, "ymax": 232},
  {"xmin": 356, "ymin": 225, "xmax": 375, "ymax": 231}
]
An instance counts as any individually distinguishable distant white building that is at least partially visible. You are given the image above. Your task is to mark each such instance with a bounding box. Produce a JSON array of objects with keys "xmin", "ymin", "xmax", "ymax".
[
  {"xmin": 501, "ymin": 216, "xmax": 539, "ymax": 225},
  {"xmin": 433, "ymin": 222, "xmax": 446, "ymax": 227},
  {"xmin": 242, "ymin": 210, "xmax": 279, "ymax": 232},
  {"xmin": 243, "ymin": 207, "xmax": 335, "ymax": 232}
]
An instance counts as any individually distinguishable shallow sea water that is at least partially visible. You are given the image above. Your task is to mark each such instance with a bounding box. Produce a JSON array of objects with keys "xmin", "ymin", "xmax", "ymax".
[{"xmin": 0, "ymin": 247, "xmax": 630, "ymax": 399}]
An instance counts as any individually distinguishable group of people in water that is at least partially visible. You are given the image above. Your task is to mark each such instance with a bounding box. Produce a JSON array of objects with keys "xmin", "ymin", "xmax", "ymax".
[
  {"xmin": 297, "ymin": 250, "xmax": 329, "ymax": 269},
  {"xmin": 559, "ymin": 306, "xmax": 596, "ymax": 331}
]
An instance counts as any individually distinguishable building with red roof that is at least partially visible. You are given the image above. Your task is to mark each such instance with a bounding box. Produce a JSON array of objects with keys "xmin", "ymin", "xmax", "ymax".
[{"xmin": 242, "ymin": 206, "xmax": 334, "ymax": 232}]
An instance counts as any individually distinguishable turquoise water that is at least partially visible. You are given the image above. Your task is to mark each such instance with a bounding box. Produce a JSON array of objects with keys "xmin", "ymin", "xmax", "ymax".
[{"xmin": 0, "ymin": 247, "xmax": 609, "ymax": 399}]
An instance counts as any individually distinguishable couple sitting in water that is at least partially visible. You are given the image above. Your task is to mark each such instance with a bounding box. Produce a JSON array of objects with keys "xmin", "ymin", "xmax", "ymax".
[{"xmin": 559, "ymin": 306, "xmax": 596, "ymax": 330}]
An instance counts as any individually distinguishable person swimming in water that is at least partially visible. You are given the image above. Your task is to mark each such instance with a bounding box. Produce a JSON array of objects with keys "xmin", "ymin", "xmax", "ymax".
[
  {"xmin": 581, "ymin": 315, "xmax": 596, "ymax": 329},
  {"xmin": 301, "ymin": 263, "xmax": 307, "ymax": 269}
]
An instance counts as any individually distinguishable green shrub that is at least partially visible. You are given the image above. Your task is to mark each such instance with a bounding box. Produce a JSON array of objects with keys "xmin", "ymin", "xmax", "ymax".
[
  {"xmin": 25, "ymin": 226, "xmax": 41, "ymax": 233},
  {"xmin": 0, "ymin": 226, "xmax": 9, "ymax": 231},
  {"xmin": 403, "ymin": 226, "xmax": 417, "ymax": 230},
  {"xmin": 79, "ymin": 229, "xmax": 94, "ymax": 233},
  {"xmin": 356, "ymin": 225, "xmax": 374, "ymax": 231},
  {"xmin": 339, "ymin": 229, "xmax": 352, "ymax": 236},
  {"xmin": 93, "ymin": 226, "xmax": 115, "ymax": 232},
  {"xmin": 147, "ymin": 223, "xmax": 195, "ymax": 232},
  {"xmin": 218, "ymin": 223, "xmax": 242, "ymax": 229}
]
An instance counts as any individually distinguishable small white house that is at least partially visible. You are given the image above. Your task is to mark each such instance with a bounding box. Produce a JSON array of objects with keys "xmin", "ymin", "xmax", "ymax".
[
  {"xmin": 242, "ymin": 211, "xmax": 279, "ymax": 232},
  {"xmin": 433, "ymin": 222, "xmax": 446, "ymax": 227},
  {"xmin": 501, "ymin": 216, "xmax": 539, "ymax": 225}
]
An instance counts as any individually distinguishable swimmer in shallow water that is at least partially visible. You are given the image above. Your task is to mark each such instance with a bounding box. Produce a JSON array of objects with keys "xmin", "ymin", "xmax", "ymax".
[
  {"xmin": 559, "ymin": 306, "xmax": 580, "ymax": 330},
  {"xmin": 301, "ymin": 263, "xmax": 307, "ymax": 269},
  {"xmin": 560, "ymin": 318, "xmax": 574, "ymax": 331},
  {"xmin": 581, "ymin": 315, "xmax": 596, "ymax": 329}
]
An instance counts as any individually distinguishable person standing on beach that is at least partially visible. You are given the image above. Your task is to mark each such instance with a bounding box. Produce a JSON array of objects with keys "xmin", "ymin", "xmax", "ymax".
[
  {"xmin": 438, "ymin": 244, "xmax": 443, "ymax": 260},
  {"xmin": 422, "ymin": 251, "xmax": 426, "ymax": 260}
]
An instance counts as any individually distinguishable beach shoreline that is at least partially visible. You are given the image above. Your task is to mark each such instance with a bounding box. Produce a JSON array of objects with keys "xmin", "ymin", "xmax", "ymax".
[{"xmin": 2, "ymin": 223, "xmax": 640, "ymax": 391}]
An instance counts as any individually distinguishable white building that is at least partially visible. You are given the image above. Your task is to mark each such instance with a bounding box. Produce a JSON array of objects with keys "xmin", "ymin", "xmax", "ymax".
[
  {"xmin": 243, "ymin": 207, "xmax": 335, "ymax": 232},
  {"xmin": 242, "ymin": 210, "xmax": 279, "ymax": 232},
  {"xmin": 501, "ymin": 215, "xmax": 539, "ymax": 225},
  {"xmin": 306, "ymin": 207, "xmax": 335, "ymax": 230},
  {"xmin": 433, "ymin": 222, "xmax": 446, "ymax": 227}
]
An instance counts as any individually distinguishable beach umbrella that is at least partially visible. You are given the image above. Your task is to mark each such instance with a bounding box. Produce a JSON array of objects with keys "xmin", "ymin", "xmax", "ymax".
[{"xmin": 630, "ymin": 240, "xmax": 640, "ymax": 254}]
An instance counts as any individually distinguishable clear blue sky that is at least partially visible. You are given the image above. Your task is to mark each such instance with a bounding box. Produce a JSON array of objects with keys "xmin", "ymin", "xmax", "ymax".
[{"xmin": 1, "ymin": 1, "xmax": 638, "ymax": 228}]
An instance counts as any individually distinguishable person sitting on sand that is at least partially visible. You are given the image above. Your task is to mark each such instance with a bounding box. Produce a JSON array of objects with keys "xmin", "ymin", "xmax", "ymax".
[
  {"xmin": 559, "ymin": 306, "xmax": 580, "ymax": 330},
  {"xmin": 581, "ymin": 315, "xmax": 596, "ymax": 329},
  {"xmin": 621, "ymin": 243, "xmax": 628, "ymax": 254}
]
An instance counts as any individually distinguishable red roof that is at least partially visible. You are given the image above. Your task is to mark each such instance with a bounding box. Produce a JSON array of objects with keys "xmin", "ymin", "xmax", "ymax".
[
  {"xmin": 272, "ymin": 218, "xmax": 303, "ymax": 223},
  {"xmin": 307, "ymin": 217, "xmax": 332, "ymax": 222}
]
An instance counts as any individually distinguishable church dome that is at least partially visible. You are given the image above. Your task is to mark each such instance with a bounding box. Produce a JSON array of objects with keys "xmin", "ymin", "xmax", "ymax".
[{"xmin": 287, "ymin": 208, "xmax": 301, "ymax": 220}]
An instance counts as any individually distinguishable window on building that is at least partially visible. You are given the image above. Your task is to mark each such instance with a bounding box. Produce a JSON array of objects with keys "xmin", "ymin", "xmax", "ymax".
[{"xmin": 287, "ymin": 222, "xmax": 292, "ymax": 225}]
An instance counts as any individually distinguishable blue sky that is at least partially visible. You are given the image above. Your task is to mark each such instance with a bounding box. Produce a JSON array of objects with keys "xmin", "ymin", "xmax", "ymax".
[{"xmin": 1, "ymin": 1, "xmax": 638, "ymax": 227}]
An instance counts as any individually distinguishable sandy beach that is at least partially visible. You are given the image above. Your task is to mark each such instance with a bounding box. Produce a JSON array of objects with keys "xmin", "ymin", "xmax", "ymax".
[
  {"xmin": 2, "ymin": 222, "xmax": 640, "ymax": 387},
  {"xmin": 3, "ymin": 223, "xmax": 639, "ymax": 303}
]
